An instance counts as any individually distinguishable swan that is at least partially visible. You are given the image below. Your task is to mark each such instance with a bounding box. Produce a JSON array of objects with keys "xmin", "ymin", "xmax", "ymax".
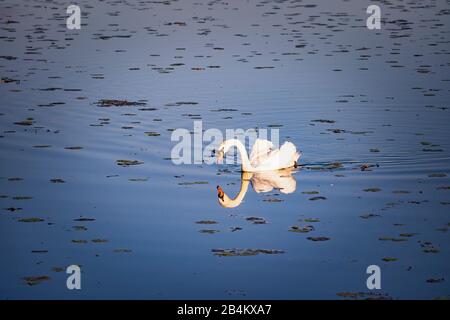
[
  {"xmin": 216, "ymin": 138, "xmax": 301, "ymax": 172},
  {"xmin": 217, "ymin": 169, "xmax": 297, "ymax": 208}
]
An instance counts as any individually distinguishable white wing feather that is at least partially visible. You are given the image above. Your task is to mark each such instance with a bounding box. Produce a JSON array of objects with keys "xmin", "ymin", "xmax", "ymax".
[
  {"xmin": 254, "ymin": 141, "xmax": 300, "ymax": 170},
  {"xmin": 249, "ymin": 139, "xmax": 274, "ymax": 167}
]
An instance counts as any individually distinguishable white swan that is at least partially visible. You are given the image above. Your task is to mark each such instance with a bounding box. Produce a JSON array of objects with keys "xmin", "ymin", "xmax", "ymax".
[
  {"xmin": 216, "ymin": 138, "xmax": 301, "ymax": 172},
  {"xmin": 217, "ymin": 169, "xmax": 297, "ymax": 208}
]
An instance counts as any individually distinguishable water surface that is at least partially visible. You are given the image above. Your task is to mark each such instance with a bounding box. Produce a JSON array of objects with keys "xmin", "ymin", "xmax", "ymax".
[{"xmin": 0, "ymin": 0, "xmax": 449, "ymax": 299}]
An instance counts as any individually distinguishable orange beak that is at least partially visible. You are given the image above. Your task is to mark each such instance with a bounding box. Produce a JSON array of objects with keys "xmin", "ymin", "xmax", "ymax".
[{"xmin": 217, "ymin": 185, "xmax": 224, "ymax": 200}]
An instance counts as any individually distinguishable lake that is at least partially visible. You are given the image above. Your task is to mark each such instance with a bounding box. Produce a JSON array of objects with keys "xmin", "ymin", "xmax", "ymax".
[{"xmin": 0, "ymin": 0, "xmax": 449, "ymax": 299}]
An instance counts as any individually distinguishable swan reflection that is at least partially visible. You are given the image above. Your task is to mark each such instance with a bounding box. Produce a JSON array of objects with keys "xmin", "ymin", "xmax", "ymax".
[{"xmin": 216, "ymin": 168, "xmax": 297, "ymax": 208}]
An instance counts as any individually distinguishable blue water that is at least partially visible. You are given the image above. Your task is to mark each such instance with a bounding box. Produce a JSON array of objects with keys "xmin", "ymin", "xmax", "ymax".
[{"xmin": 0, "ymin": 0, "xmax": 449, "ymax": 299}]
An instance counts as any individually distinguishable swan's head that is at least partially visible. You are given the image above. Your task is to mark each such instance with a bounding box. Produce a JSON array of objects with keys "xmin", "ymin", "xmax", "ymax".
[
  {"xmin": 216, "ymin": 185, "xmax": 226, "ymax": 206},
  {"xmin": 216, "ymin": 141, "xmax": 230, "ymax": 163},
  {"xmin": 216, "ymin": 182, "xmax": 249, "ymax": 208},
  {"xmin": 217, "ymin": 185, "xmax": 224, "ymax": 200}
]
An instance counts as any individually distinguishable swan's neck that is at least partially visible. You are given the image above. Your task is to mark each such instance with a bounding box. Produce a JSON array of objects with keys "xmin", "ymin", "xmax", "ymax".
[
  {"xmin": 227, "ymin": 139, "xmax": 253, "ymax": 171},
  {"xmin": 220, "ymin": 173, "xmax": 252, "ymax": 208}
]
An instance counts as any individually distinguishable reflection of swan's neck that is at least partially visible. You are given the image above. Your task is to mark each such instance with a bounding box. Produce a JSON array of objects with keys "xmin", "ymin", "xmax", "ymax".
[
  {"xmin": 219, "ymin": 172, "xmax": 252, "ymax": 208},
  {"xmin": 227, "ymin": 139, "xmax": 253, "ymax": 171}
]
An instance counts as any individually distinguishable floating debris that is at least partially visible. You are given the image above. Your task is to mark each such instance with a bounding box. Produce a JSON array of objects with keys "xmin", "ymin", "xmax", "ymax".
[
  {"xmin": 23, "ymin": 276, "xmax": 50, "ymax": 286},
  {"xmin": 71, "ymin": 240, "xmax": 88, "ymax": 244},
  {"xmin": 91, "ymin": 239, "xmax": 108, "ymax": 243},
  {"xmin": 378, "ymin": 236, "xmax": 407, "ymax": 242},
  {"xmin": 199, "ymin": 229, "xmax": 219, "ymax": 234},
  {"xmin": 212, "ymin": 248, "xmax": 284, "ymax": 257},
  {"xmin": 50, "ymin": 178, "xmax": 65, "ymax": 183},
  {"xmin": 301, "ymin": 191, "xmax": 319, "ymax": 195},
  {"xmin": 245, "ymin": 217, "xmax": 267, "ymax": 224},
  {"xmin": 289, "ymin": 225, "xmax": 314, "ymax": 233},
  {"xmin": 18, "ymin": 217, "xmax": 44, "ymax": 223},
  {"xmin": 145, "ymin": 131, "xmax": 160, "ymax": 136},
  {"xmin": 64, "ymin": 146, "xmax": 83, "ymax": 151},
  {"xmin": 73, "ymin": 217, "xmax": 95, "ymax": 222},
  {"xmin": 116, "ymin": 159, "xmax": 143, "ymax": 166},
  {"xmin": 307, "ymin": 237, "xmax": 330, "ymax": 242},
  {"xmin": 195, "ymin": 220, "xmax": 218, "ymax": 224},
  {"xmin": 309, "ymin": 196, "xmax": 327, "ymax": 201},
  {"xmin": 113, "ymin": 248, "xmax": 132, "ymax": 253},
  {"xmin": 336, "ymin": 292, "xmax": 392, "ymax": 300},
  {"xmin": 303, "ymin": 218, "xmax": 320, "ymax": 223},
  {"xmin": 382, "ymin": 257, "xmax": 398, "ymax": 262},
  {"xmin": 178, "ymin": 181, "xmax": 208, "ymax": 185},
  {"xmin": 96, "ymin": 99, "xmax": 146, "ymax": 107},
  {"xmin": 363, "ymin": 188, "xmax": 382, "ymax": 192},
  {"xmin": 311, "ymin": 119, "xmax": 335, "ymax": 124},
  {"xmin": 14, "ymin": 118, "xmax": 34, "ymax": 126},
  {"xmin": 360, "ymin": 213, "xmax": 380, "ymax": 219}
]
